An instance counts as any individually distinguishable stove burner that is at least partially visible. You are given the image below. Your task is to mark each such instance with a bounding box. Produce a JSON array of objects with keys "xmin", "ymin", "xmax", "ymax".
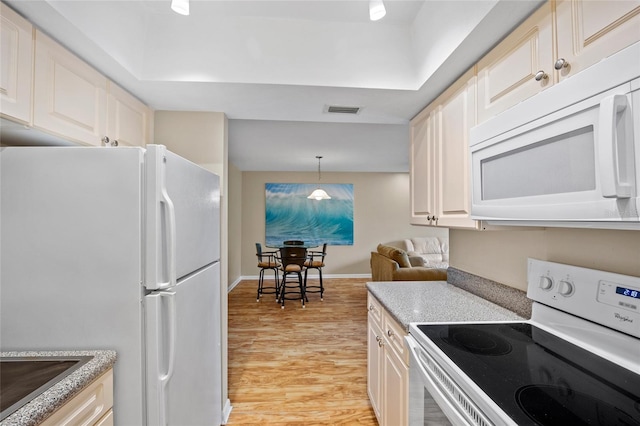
[
  {"xmin": 440, "ymin": 326, "xmax": 513, "ymax": 356},
  {"xmin": 516, "ymin": 384, "xmax": 640, "ymax": 426}
]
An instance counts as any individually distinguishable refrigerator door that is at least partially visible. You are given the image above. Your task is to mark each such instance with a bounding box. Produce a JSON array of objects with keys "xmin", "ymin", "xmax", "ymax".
[
  {"xmin": 0, "ymin": 146, "xmax": 147, "ymax": 426},
  {"xmin": 145, "ymin": 145, "xmax": 220, "ymax": 291},
  {"xmin": 145, "ymin": 262, "xmax": 222, "ymax": 425}
]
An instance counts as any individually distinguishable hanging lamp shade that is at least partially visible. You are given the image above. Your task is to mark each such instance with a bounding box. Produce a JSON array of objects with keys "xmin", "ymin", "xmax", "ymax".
[
  {"xmin": 308, "ymin": 156, "xmax": 331, "ymax": 200},
  {"xmin": 171, "ymin": 0, "xmax": 189, "ymax": 15},
  {"xmin": 369, "ymin": 0, "xmax": 386, "ymax": 21},
  {"xmin": 308, "ymin": 188, "xmax": 331, "ymax": 201}
]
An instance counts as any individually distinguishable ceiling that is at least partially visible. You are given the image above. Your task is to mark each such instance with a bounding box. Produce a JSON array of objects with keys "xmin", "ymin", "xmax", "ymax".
[{"xmin": 5, "ymin": 0, "xmax": 543, "ymax": 172}]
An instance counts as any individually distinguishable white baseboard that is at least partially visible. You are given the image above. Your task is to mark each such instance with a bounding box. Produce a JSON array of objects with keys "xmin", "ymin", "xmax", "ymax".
[
  {"xmin": 221, "ymin": 399, "xmax": 232, "ymax": 424},
  {"xmin": 228, "ymin": 273, "xmax": 372, "ymax": 293}
]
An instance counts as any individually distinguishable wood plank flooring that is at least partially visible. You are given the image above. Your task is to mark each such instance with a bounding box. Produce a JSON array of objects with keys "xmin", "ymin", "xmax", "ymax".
[{"xmin": 227, "ymin": 277, "xmax": 378, "ymax": 425}]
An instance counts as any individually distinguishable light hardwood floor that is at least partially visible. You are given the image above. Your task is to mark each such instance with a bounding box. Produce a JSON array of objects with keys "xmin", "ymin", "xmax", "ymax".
[{"xmin": 227, "ymin": 277, "xmax": 378, "ymax": 425}]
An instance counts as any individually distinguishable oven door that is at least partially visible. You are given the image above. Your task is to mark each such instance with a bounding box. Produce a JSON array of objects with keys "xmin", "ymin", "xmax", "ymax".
[{"xmin": 407, "ymin": 335, "xmax": 487, "ymax": 426}]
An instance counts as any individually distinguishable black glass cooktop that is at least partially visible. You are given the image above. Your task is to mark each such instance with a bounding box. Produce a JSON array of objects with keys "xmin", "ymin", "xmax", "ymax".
[{"xmin": 417, "ymin": 323, "xmax": 640, "ymax": 425}]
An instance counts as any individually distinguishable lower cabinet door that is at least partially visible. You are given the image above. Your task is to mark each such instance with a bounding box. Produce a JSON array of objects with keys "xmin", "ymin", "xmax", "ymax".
[
  {"xmin": 367, "ymin": 317, "xmax": 384, "ymax": 422},
  {"xmin": 383, "ymin": 347, "xmax": 409, "ymax": 426}
]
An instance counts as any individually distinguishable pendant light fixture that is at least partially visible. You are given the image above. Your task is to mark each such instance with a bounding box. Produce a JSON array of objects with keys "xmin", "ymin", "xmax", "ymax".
[
  {"xmin": 307, "ymin": 156, "xmax": 331, "ymax": 201},
  {"xmin": 369, "ymin": 0, "xmax": 386, "ymax": 21},
  {"xmin": 171, "ymin": 0, "xmax": 189, "ymax": 15}
]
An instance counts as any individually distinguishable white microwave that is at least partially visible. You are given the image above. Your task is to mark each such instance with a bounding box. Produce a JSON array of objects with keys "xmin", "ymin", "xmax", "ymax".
[{"xmin": 470, "ymin": 42, "xmax": 640, "ymax": 230}]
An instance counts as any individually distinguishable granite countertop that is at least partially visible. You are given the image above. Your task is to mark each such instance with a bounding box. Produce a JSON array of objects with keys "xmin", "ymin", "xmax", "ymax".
[
  {"xmin": 367, "ymin": 280, "xmax": 524, "ymax": 331},
  {"xmin": 0, "ymin": 350, "xmax": 117, "ymax": 426}
]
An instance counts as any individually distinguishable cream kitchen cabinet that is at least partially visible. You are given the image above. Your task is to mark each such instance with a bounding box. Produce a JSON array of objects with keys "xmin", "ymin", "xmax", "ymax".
[
  {"xmin": 476, "ymin": 1, "xmax": 554, "ymax": 123},
  {"xmin": 107, "ymin": 82, "xmax": 152, "ymax": 147},
  {"xmin": 31, "ymin": 29, "xmax": 150, "ymax": 147},
  {"xmin": 367, "ymin": 292, "xmax": 408, "ymax": 426},
  {"xmin": 33, "ymin": 30, "xmax": 108, "ymax": 146},
  {"xmin": 0, "ymin": 3, "xmax": 33, "ymax": 124},
  {"xmin": 409, "ymin": 104, "xmax": 437, "ymax": 226},
  {"xmin": 410, "ymin": 67, "xmax": 479, "ymax": 229},
  {"xmin": 477, "ymin": 0, "xmax": 640, "ymax": 123},
  {"xmin": 41, "ymin": 368, "xmax": 114, "ymax": 426},
  {"xmin": 555, "ymin": 0, "xmax": 640, "ymax": 82}
]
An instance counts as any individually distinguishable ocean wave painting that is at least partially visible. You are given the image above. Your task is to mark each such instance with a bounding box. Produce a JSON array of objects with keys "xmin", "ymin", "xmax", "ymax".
[{"xmin": 265, "ymin": 183, "xmax": 354, "ymax": 246}]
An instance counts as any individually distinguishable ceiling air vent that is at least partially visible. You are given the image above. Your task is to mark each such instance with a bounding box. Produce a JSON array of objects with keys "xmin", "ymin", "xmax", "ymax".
[{"xmin": 326, "ymin": 105, "xmax": 361, "ymax": 114}]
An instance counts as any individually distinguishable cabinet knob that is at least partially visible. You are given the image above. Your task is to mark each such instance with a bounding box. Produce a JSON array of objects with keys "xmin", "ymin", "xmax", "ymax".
[
  {"xmin": 387, "ymin": 329, "xmax": 394, "ymax": 337},
  {"xmin": 102, "ymin": 136, "xmax": 118, "ymax": 147},
  {"xmin": 554, "ymin": 58, "xmax": 569, "ymax": 70},
  {"xmin": 534, "ymin": 70, "xmax": 548, "ymax": 81}
]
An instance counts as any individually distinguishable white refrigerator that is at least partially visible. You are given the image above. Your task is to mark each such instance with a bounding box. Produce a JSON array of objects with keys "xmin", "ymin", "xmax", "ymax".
[{"xmin": 0, "ymin": 145, "xmax": 222, "ymax": 425}]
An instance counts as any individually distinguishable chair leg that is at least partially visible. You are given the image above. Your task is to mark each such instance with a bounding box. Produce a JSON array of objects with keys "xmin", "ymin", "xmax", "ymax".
[
  {"xmin": 303, "ymin": 269, "xmax": 310, "ymax": 303},
  {"xmin": 318, "ymin": 269, "xmax": 324, "ymax": 301},
  {"xmin": 273, "ymin": 268, "xmax": 280, "ymax": 301},
  {"xmin": 278, "ymin": 271, "xmax": 305, "ymax": 309},
  {"xmin": 297, "ymin": 272, "xmax": 305, "ymax": 308},
  {"xmin": 257, "ymin": 269, "xmax": 264, "ymax": 302}
]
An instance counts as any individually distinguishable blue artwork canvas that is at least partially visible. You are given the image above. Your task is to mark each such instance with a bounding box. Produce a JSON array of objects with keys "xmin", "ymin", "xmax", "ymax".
[{"xmin": 265, "ymin": 183, "xmax": 354, "ymax": 246}]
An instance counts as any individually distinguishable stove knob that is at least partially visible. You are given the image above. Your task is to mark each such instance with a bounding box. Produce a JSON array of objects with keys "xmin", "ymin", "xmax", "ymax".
[
  {"xmin": 558, "ymin": 280, "xmax": 575, "ymax": 297},
  {"xmin": 539, "ymin": 276, "xmax": 554, "ymax": 290}
]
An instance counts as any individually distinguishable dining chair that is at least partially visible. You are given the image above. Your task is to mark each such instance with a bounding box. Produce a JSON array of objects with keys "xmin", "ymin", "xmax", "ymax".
[
  {"xmin": 304, "ymin": 243, "xmax": 327, "ymax": 301},
  {"xmin": 277, "ymin": 246, "xmax": 308, "ymax": 308},
  {"xmin": 283, "ymin": 240, "xmax": 304, "ymax": 245},
  {"xmin": 255, "ymin": 243, "xmax": 280, "ymax": 302}
]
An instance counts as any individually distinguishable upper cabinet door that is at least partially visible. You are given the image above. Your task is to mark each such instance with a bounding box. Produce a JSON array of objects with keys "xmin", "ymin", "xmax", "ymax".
[
  {"xmin": 0, "ymin": 3, "xmax": 33, "ymax": 124},
  {"xmin": 107, "ymin": 82, "xmax": 152, "ymax": 147},
  {"xmin": 435, "ymin": 68, "xmax": 477, "ymax": 229},
  {"xmin": 476, "ymin": 1, "xmax": 554, "ymax": 124},
  {"xmin": 33, "ymin": 30, "xmax": 107, "ymax": 146},
  {"xmin": 555, "ymin": 0, "xmax": 640, "ymax": 81},
  {"xmin": 409, "ymin": 108, "xmax": 437, "ymax": 225}
]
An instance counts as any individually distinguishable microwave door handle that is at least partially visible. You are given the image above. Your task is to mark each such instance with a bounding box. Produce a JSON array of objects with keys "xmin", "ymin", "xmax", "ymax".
[{"xmin": 598, "ymin": 94, "xmax": 635, "ymax": 198}]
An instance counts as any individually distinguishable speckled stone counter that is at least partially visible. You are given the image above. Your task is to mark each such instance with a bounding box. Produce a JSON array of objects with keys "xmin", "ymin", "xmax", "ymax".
[
  {"xmin": 0, "ymin": 350, "xmax": 116, "ymax": 426},
  {"xmin": 366, "ymin": 281, "xmax": 523, "ymax": 331}
]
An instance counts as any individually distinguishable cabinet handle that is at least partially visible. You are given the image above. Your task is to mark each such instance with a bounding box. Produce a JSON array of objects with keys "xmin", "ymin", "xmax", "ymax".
[
  {"xmin": 534, "ymin": 70, "xmax": 548, "ymax": 81},
  {"xmin": 387, "ymin": 329, "xmax": 394, "ymax": 337},
  {"xmin": 554, "ymin": 58, "xmax": 569, "ymax": 70},
  {"xmin": 376, "ymin": 336, "xmax": 384, "ymax": 347},
  {"xmin": 102, "ymin": 136, "xmax": 118, "ymax": 147}
]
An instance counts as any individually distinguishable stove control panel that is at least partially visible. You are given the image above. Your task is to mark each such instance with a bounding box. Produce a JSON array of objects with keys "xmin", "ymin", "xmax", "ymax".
[
  {"xmin": 528, "ymin": 258, "xmax": 640, "ymax": 338},
  {"xmin": 597, "ymin": 281, "xmax": 639, "ymax": 312}
]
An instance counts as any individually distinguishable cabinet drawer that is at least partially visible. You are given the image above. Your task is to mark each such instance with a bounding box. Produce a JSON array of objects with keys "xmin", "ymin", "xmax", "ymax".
[
  {"xmin": 94, "ymin": 409, "xmax": 113, "ymax": 426},
  {"xmin": 382, "ymin": 312, "xmax": 408, "ymax": 365},
  {"xmin": 41, "ymin": 369, "xmax": 113, "ymax": 426},
  {"xmin": 367, "ymin": 293, "xmax": 383, "ymax": 327}
]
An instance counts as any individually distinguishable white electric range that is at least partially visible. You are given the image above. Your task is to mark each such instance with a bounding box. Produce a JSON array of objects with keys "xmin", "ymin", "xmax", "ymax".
[{"xmin": 406, "ymin": 258, "xmax": 640, "ymax": 425}]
